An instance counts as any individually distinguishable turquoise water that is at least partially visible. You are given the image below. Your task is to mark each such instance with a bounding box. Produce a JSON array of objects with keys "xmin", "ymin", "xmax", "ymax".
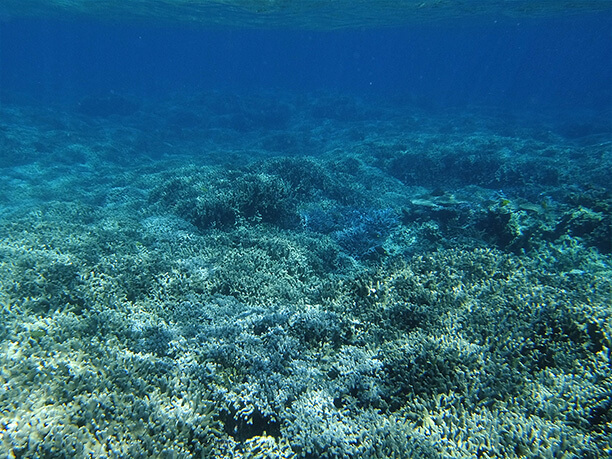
[{"xmin": 0, "ymin": 3, "xmax": 611, "ymax": 458}]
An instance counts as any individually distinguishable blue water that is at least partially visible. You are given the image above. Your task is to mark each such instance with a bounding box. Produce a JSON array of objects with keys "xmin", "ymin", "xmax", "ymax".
[{"xmin": 2, "ymin": 13, "xmax": 610, "ymax": 110}]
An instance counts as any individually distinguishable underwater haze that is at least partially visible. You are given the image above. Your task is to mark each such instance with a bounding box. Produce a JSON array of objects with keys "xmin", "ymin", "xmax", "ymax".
[
  {"xmin": 0, "ymin": 2, "xmax": 611, "ymax": 458},
  {"xmin": 1, "ymin": 12, "xmax": 612, "ymax": 109}
]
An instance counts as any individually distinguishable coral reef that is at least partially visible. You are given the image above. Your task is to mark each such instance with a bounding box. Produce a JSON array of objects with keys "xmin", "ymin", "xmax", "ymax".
[{"xmin": 0, "ymin": 93, "xmax": 610, "ymax": 457}]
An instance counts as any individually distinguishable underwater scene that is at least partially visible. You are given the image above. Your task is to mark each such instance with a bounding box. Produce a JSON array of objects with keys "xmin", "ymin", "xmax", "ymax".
[{"xmin": 0, "ymin": 1, "xmax": 611, "ymax": 458}]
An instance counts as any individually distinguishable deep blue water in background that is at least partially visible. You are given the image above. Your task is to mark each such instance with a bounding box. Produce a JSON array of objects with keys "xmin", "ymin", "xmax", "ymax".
[{"xmin": 0, "ymin": 12, "xmax": 610, "ymax": 111}]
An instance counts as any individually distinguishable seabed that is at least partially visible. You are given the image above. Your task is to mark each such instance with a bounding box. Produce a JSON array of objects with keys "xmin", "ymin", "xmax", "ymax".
[{"xmin": 0, "ymin": 92, "xmax": 610, "ymax": 457}]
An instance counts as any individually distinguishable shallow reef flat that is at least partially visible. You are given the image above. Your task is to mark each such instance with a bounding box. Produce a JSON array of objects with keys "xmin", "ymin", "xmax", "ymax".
[{"xmin": 0, "ymin": 92, "xmax": 610, "ymax": 457}]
